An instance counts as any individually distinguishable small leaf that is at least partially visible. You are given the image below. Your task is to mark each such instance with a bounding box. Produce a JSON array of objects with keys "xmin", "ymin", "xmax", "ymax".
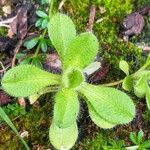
[
  {"xmin": 48, "ymin": 13, "xmax": 76, "ymax": 60},
  {"xmin": 122, "ymin": 75, "xmax": 133, "ymax": 91},
  {"xmin": 134, "ymin": 75, "xmax": 149, "ymax": 98},
  {"xmin": 130, "ymin": 132, "xmax": 138, "ymax": 145},
  {"xmin": 62, "ymin": 68, "xmax": 84, "ymax": 89},
  {"xmin": 140, "ymin": 140, "xmax": 150, "ymax": 148},
  {"xmin": 119, "ymin": 60, "xmax": 129, "ymax": 75},
  {"xmin": 49, "ymin": 121, "xmax": 78, "ymax": 150},
  {"xmin": 41, "ymin": 0, "xmax": 49, "ymax": 4},
  {"xmin": 88, "ymin": 103, "xmax": 116, "ymax": 129},
  {"xmin": 36, "ymin": 10, "xmax": 47, "ymax": 18},
  {"xmin": 20, "ymin": 57, "xmax": 32, "ymax": 65},
  {"xmin": 53, "ymin": 89, "xmax": 79, "ymax": 128},
  {"xmin": 137, "ymin": 130, "xmax": 144, "ymax": 143},
  {"xmin": 32, "ymin": 57, "xmax": 43, "ymax": 69},
  {"xmin": 41, "ymin": 18, "xmax": 49, "ymax": 29},
  {"xmin": 2, "ymin": 65, "xmax": 61, "ymax": 97},
  {"xmin": 41, "ymin": 40, "xmax": 48, "ymax": 52},
  {"xmin": 64, "ymin": 32, "xmax": 99, "ymax": 69},
  {"xmin": 146, "ymin": 89, "xmax": 150, "ymax": 109},
  {"xmin": 16, "ymin": 53, "xmax": 26, "ymax": 59},
  {"xmin": 24, "ymin": 38, "xmax": 39, "ymax": 49},
  {"xmin": 80, "ymin": 83, "xmax": 135, "ymax": 125},
  {"xmin": 35, "ymin": 18, "xmax": 43, "ymax": 27}
]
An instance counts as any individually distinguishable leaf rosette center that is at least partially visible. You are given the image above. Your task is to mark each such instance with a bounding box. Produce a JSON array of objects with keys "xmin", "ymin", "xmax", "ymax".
[{"xmin": 62, "ymin": 68, "xmax": 85, "ymax": 89}]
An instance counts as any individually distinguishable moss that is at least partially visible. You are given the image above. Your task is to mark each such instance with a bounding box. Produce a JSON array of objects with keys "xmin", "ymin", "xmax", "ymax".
[
  {"xmin": 136, "ymin": 0, "xmax": 150, "ymax": 7},
  {"xmin": 81, "ymin": 133, "xmax": 107, "ymax": 149},
  {"xmin": 0, "ymin": 94, "xmax": 55, "ymax": 149}
]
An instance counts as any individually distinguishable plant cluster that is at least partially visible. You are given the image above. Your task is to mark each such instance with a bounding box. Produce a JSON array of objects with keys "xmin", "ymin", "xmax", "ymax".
[
  {"xmin": 119, "ymin": 56, "xmax": 150, "ymax": 109},
  {"xmin": 0, "ymin": 13, "xmax": 136, "ymax": 149},
  {"xmin": 0, "ymin": 103, "xmax": 26, "ymax": 123},
  {"xmin": 81, "ymin": 130, "xmax": 150, "ymax": 150}
]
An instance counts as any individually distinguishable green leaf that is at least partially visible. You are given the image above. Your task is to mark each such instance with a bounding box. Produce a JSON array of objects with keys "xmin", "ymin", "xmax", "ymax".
[
  {"xmin": 24, "ymin": 38, "xmax": 39, "ymax": 49},
  {"xmin": 40, "ymin": 40, "xmax": 48, "ymax": 52},
  {"xmin": 41, "ymin": 18, "xmax": 49, "ymax": 29},
  {"xmin": 63, "ymin": 32, "xmax": 99, "ymax": 69},
  {"xmin": 53, "ymin": 89, "xmax": 79, "ymax": 128},
  {"xmin": 32, "ymin": 57, "xmax": 43, "ymax": 69},
  {"xmin": 48, "ymin": 13, "xmax": 76, "ymax": 59},
  {"xmin": 0, "ymin": 107, "xmax": 29, "ymax": 150},
  {"xmin": 141, "ymin": 140, "xmax": 150, "ymax": 148},
  {"xmin": 16, "ymin": 53, "xmax": 26, "ymax": 59},
  {"xmin": 119, "ymin": 60, "xmax": 129, "ymax": 75},
  {"xmin": 2, "ymin": 65, "xmax": 61, "ymax": 97},
  {"xmin": 35, "ymin": 18, "xmax": 43, "ymax": 27},
  {"xmin": 146, "ymin": 89, "xmax": 150, "ymax": 109},
  {"xmin": 41, "ymin": 0, "xmax": 49, "ymax": 4},
  {"xmin": 36, "ymin": 10, "xmax": 47, "ymax": 18},
  {"xmin": 130, "ymin": 132, "xmax": 138, "ymax": 145},
  {"xmin": 80, "ymin": 83, "xmax": 135, "ymax": 126},
  {"xmin": 62, "ymin": 68, "xmax": 84, "ymax": 89},
  {"xmin": 88, "ymin": 103, "xmax": 116, "ymax": 129},
  {"xmin": 137, "ymin": 130, "xmax": 144, "ymax": 143},
  {"xmin": 134, "ymin": 75, "xmax": 149, "ymax": 98},
  {"xmin": 49, "ymin": 121, "xmax": 78, "ymax": 150},
  {"xmin": 20, "ymin": 57, "xmax": 32, "ymax": 65},
  {"xmin": 122, "ymin": 75, "xmax": 133, "ymax": 91}
]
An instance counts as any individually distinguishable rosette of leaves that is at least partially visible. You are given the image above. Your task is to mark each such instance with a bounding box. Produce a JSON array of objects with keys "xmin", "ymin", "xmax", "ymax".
[
  {"xmin": 120, "ymin": 57, "xmax": 150, "ymax": 110},
  {"xmin": 1, "ymin": 13, "xmax": 135, "ymax": 150}
]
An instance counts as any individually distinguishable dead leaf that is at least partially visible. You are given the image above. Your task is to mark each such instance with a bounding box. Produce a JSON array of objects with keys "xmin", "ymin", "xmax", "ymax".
[
  {"xmin": 18, "ymin": 97, "xmax": 26, "ymax": 107},
  {"xmin": 7, "ymin": 28, "xmax": 15, "ymax": 38},
  {"xmin": 87, "ymin": 65, "xmax": 109, "ymax": 83},
  {"xmin": 44, "ymin": 53, "xmax": 62, "ymax": 73},
  {"xmin": 86, "ymin": 5, "xmax": 96, "ymax": 32},
  {"xmin": 2, "ymin": 5, "xmax": 11, "ymax": 15},
  {"xmin": 0, "ymin": 0, "xmax": 6, "ymax": 6},
  {"xmin": 0, "ymin": 91, "xmax": 11, "ymax": 105},
  {"xmin": 0, "ymin": 4, "xmax": 34, "ymax": 39}
]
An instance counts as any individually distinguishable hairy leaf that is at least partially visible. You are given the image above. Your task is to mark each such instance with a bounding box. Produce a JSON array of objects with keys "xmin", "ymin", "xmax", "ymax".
[
  {"xmin": 2, "ymin": 65, "xmax": 60, "ymax": 97},
  {"xmin": 63, "ymin": 32, "xmax": 99, "ymax": 69},
  {"xmin": 49, "ymin": 121, "xmax": 78, "ymax": 150},
  {"xmin": 88, "ymin": 103, "xmax": 116, "ymax": 128},
  {"xmin": 80, "ymin": 83, "xmax": 135, "ymax": 125},
  {"xmin": 29, "ymin": 86, "xmax": 58, "ymax": 104},
  {"xmin": 134, "ymin": 75, "xmax": 149, "ymax": 98},
  {"xmin": 62, "ymin": 68, "xmax": 84, "ymax": 89},
  {"xmin": 122, "ymin": 75, "xmax": 133, "ymax": 91},
  {"xmin": 53, "ymin": 89, "xmax": 79, "ymax": 128},
  {"xmin": 48, "ymin": 13, "xmax": 76, "ymax": 60},
  {"xmin": 119, "ymin": 60, "xmax": 129, "ymax": 75}
]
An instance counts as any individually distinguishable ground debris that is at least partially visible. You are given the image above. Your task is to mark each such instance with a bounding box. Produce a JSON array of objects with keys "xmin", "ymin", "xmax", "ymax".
[{"xmin": 0, "ymin": 91, "xmax": 11, "ymax": 105}]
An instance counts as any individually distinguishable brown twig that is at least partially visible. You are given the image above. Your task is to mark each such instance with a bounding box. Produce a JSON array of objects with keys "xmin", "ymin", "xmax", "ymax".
[
  {"xmin": 11, "ymin": 40, "xmax": 23, "ymax": 67},
  {"xmin": 86, "ymin": 5, "xmax": 96, "ymax": 32}
]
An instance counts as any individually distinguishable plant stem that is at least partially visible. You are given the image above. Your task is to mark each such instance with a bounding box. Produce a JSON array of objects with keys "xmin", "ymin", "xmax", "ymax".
[
  {"xmin": 33, "ymin": 0, "xmax": 55, "ymax": 58},
  {"xmin": 33, "ymin": 29, "xmax": 47, "ymax": 57},
  {"xmin": 49, "ymin": 0, "xmax": 55, "ymax": 18},
  {"xmin": 101, "ymin": 79, "xmax": 123, "ymax": 87}
]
